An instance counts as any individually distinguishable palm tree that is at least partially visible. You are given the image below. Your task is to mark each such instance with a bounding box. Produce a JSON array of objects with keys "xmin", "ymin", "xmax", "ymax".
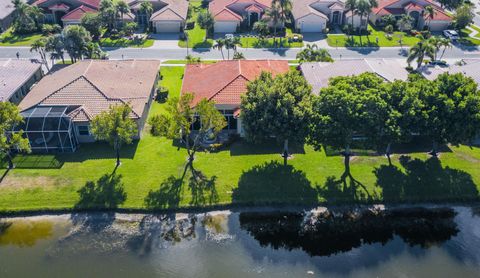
[
  {"xmin": 345, "ymin": 0, "xmax": 357, "ymax": 37},
  {"xmin": 356, "ymin": 0, "xmax": 372, "ymax": 44},
  {"xmin": 213, "ymin": 38, "xmax": 225, "ymax": 60},
  {"xmin": 225, "ymin": 36, "xmax": 240, "ymax": 59},
  {"xmin": 116, "ymin": 0, "xmax": 130, "ymax": 29},
  {"xmin": 407, "ymin": 34, "xmax": 435, "ymax": 69},
  {"xmin": 424, "ymin": 5, "xmax": 436, "ymax": 30},
  {"xmin": 438, "ymin": 37, "xmax": 451, "ymax": 60},
  {"xmin": 273, "ymin": 0, "xmax": 292, "ymax": 27},
  {"xmin": 397, "ymin": 14, "xmax": 413, "ymax": 31},
  {"xmin": 139, "ymin": 2, "xmax": 153, "ymax": 31},
  {"xmin": 45, "ymin": 34, "xmax": 65, "ymax": 64},
  {"xmin": 30, "ymin": 38, "xmax": 49, "ymax": 70},
  {"xmin": 265, "ymin": 3, "xmax": 282, "ymax": 46}
]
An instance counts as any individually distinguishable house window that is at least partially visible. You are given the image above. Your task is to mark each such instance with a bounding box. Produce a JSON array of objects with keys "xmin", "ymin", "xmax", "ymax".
[{"xmin": 78, "ymin": 125, "xmax": 90, "ymax": 136}]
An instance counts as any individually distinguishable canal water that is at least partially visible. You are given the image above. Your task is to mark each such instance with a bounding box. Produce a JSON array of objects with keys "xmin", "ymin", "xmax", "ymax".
[{"xmin": 1, "ymin": 206, "xmax": 480, "ymax": 277}]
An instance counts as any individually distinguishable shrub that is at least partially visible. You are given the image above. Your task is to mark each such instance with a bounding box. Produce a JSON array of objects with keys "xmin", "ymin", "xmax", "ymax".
[
  {"xmin": 42, "ymin": 24, "xmax": 61, "ymax": 35},
  {"xmin": 156, "ymin": 86, "xmax": 169, "ymax": 102},
  {"xmin": 185, "ymin": 20, "xmax": 195, "ymax": 30},
  {"xmin": 148, "ymin": 114, "xmax": 169, "ymax": 136},
  {"xmin": 286, "ymin": 33, "xmax": 303, "ymax": 42}
]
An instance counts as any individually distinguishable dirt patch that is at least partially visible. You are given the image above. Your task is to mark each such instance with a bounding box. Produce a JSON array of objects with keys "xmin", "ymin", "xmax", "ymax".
[
  {"xmin": 455, "ymin": 151, "xmax": 480, "ymax": 164},
  {"xmin": 0, "ymin": 175, "xmax": 69, "ymax": 190}
]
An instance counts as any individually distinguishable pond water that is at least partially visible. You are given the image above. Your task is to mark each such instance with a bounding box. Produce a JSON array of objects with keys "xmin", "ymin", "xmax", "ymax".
[{"xmin": 1, "ymin": 206, "xmax": 480, "ymax": 278}]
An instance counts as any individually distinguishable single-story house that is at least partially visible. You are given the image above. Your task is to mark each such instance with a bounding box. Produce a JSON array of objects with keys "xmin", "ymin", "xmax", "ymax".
[
  {"xmin": 300, "ymin": 59, "xmax": 409, "ymax": 93},
  {"xmin": 370, "ymin": 0, "xmax": 452, "ymax": 31},
  {"xmin": 0, "ymin": 0, "xmax": 16, "ymax": 32},
  {"xmin": 0, "ymin": 59, "xmax": 43, "ymax": 104},
  {"xmin": 419, "ymin": 59, "xmax": 480, "ymax": 86},
  {"xmin": 209, "ymin": 0, "xmax": 282, "ymax": 33},
  {"xmin": 33, "ymin": 0, "xmax": 101, "ymax": 26},
  {"xmin": 292, "ymin": 0, "xmax": 364, "ymax": 33},
  {"xmin": 17, "ymin": 59, "xmax": 160, "ymax": 152},
  {"xmin": 150, "ymin": 0, "xmax": 188, "ymax": 33},
  {"xmin": 181, "ymin": 60, "xmax": 289, "ymax": 136}
]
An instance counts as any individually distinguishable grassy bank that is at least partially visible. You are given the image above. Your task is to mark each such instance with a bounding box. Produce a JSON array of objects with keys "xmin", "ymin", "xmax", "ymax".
[
  {"xmin": 0, "ymin": 29, "xmax": 43, "ymax": 46},
  {"xmin": 1, "ymin": 66, "xmax": 479, "ymax": 212},
  {"xmin": 327, "ymin": 25, "xmax": 419, "ymax": 47}
]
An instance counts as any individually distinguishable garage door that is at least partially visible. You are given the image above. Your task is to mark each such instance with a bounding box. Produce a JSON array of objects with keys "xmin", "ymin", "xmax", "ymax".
[
  {"xmin": 428, "ymin": 21, "xmax": 451, "ymax": 32},
  {"xmin": 301, "ymin": 22, "xmax": 323, "ymax": 33},
  {"xmin": 155, "ymin": 21, "xmax": 181, "ymax": 33},
  {"xmin": 214, "ymin": 21, "xmax": 237, "ymax": 33}
]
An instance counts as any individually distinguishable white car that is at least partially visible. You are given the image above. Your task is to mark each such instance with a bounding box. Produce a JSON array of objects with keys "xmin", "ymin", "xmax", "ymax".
[{"xmin": 443, "ymin": 30, "xmax": 460, "ymax": 41}]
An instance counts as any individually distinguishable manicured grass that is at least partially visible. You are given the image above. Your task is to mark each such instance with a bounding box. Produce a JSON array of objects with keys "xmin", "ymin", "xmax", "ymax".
[
  {"xmin": 178, "ymin": 0, "xmax": 213, "ymax": 49},
  {"xmin": 1, "ymin": 67, "xmax": 479, "ymax": 212},
  {"xmin": 327, "ymin": 25, "xmax": 419, "ymax": 47},
  {"xmin": 0, "ymin": 28, "xmax": 43, "ymax": 46},
  {"xmin": 239, "ymin": 36, "xmax": 303, "ymax": 48},
  {"xmin": 99, "ymin": 37, "xmax": 154, "ymax": 48},
  {"xmin": 458, "ymin": 26, "xmax": 480, "ymax": 46}
]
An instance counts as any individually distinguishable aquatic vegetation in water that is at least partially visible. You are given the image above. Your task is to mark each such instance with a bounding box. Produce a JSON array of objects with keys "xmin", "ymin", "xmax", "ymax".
[{"xmin": 0, "ymin": 219, "xmax": 53, "ymax": 247}]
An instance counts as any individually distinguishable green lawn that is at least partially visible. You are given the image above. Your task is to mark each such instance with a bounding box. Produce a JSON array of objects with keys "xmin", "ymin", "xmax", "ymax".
[
  {"xmin": 162, "ymin": 60, "xmax": 218, "ymax": 64},
  {"xmin": 0, "ymin": 28, "xmax": 43, "ymax": 46},
  {"xmin": 1, "ymin": 66, "xmax": 479, "ymax": 212},
  {"xmin": 458, "ymin": 26, "xmax": 480, "ymax": 46},
  {"xmin": 99, "ymin": 37, "xmax": 154, "ymax": 48},
  {"xmin": 240, "ymin": 36, "xmax": 303, "ymax": 48},
  {"xmin": 327, "ymin": 25, "xmax": 419, "ymax": 47},
  {"xmin": 178, "ymin": 0, "xmax": 213, "ymax": 49}
]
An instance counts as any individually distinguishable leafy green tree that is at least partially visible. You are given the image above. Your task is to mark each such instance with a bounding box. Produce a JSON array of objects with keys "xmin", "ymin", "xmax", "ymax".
[
  {"xmin": 84, "ymin": 42, "xmax": 106, "ymax": 59},
  {"xmin": 241, "ymin": 71, "xmax": 313, "ymax": 166},
  {"xmin": 123, "ymin": 22, "xmax": 137, "ymax": 36},
  {"xmin": 197, "ymin": 10, "xmax": 214, "ymax": 37},
  {"xmin": 81, "ymin": 13, "xmax": 102, "ymax": 40},
  {"xmin": 153, "ymin": 93, "xmax": 226, "ymax": 176},
  {"xmin": 115, "ymin": 0, "xmax": 130, "ymax": 28},
  {"xmin": 0, "ymin": 102, "xmax": 31, "ymax": 169},
  {"xmin": 252, "ymin": 20, "xmax": 269, "ymax": 39},
  {"xmin": 397, "ymin": 14, "xmax": 413, "ymax": 31},
  {"xmin": 384, "ymin": 24, "xmax": 394, "ymax": 38},
  {"xmin": 424, "ymin": 73, "xmax": 480, "ymax": 156},
  {"xmin": 41, "ymin": 24, "xmax": 61, "ymax": 35},
  {"xmin": 438, "ymin": 0, "xmax": 464, "ymax": 10},
  {"xmin": 296, "ymin": 44, "xmax": 333, "ymax": 63},
  {"xmin": 100, "ymin": 0, "xmax": 117, "ymax": 31},
  {"xmin": 428, "ymin": 36, "xmax": 451, "ymax": 60},
  {"xmin": 30, "ymin": 37, "xmax": 49, "ymax": 70},
  {"xmin": 407, "ymin": 34, "xmax": 435, "ymax": 69},
  {"xmin": 233, "ymin": 51, "xmax": 245, "ymax": 59},
  {"xmin": 454, "ymin": 3, "xmax": 474, "ymax": 30},
  {"xmin": 45, "ymin": 34, "xmax": 65, "ymax": 64},
  {"xmin": 62, "ymin": 25, "xmax": 92, "ymax": 63},
  {"xmin": 90, "ymin": 104, "xmax": 138, "ymax": 168},
  {"xmin": 308, "ymin": 73, "xmax": 384, "ymax": 175},
  {"xmin": 11, "ymin": 0, "xmax": 42, "ymax": 34},
  {"xmin": 381, "ymin": 14, "xmax": 396, "ymax": 28}
]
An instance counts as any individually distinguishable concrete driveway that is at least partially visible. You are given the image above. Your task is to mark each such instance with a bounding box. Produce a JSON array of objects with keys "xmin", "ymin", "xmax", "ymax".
[{"xmin": 149, "ymin": 33, "xmax": 182, "ymax": 49}]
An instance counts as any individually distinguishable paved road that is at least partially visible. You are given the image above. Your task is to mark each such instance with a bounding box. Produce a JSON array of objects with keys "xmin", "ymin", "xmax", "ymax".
[{"xmin": 1, "ymin": 44, "xmax": 479, "ymax": 61}]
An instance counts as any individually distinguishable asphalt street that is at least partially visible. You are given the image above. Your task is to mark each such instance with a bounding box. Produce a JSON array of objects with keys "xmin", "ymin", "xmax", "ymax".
[{"xmin": 1, "ymin": 44, "xmax": 479, "ymax": 61}]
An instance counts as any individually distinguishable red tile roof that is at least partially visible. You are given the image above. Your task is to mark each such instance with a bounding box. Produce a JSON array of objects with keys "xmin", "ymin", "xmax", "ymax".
[
  {"xmin": 182, "ymin": 60, "xmax": 289, "ymax": 107},
  {"xmin": 245, "ymin": 4, "xmax": 263, "ymax": 13},
  {"xmin": 34, "ymin": 0, "xmax": 100, "ymax": 9},
  {"xmin": 404, "ymin": 2, "xmax": 422, "ymax": 11},
  {"xmin": 209, "ymin": 0, "xmax": 271, "ymax": 21},
  {"xmin": 372, "ymin": 0, "xmax": 451, "ymax": 21},
  {"xmin": 48, "ymin": 3, "xmax": 69, "ymax": 10},
  {"xmin": 61, "ymin": 5, "xmax": 96, "ymax": 21}
]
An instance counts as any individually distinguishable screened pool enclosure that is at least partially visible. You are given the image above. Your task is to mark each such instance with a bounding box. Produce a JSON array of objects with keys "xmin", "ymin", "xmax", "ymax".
[{"xmin": 13, "ymin": 106, "xmax": 78, "ymax": 152}]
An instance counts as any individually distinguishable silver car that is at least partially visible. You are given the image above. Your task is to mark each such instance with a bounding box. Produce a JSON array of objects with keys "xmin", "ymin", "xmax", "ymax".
[{"xmin": 443, "ymin": 30, "xmax": 460, "ymax": 41}]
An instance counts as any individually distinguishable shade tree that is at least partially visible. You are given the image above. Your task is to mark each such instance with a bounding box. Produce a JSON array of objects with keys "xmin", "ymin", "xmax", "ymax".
[
  {"xmin": 0, "ymin": 102, "xmax": 31, "ymax": 170},
  {"xmin": 241, "ymin": 70, "xmax": 313, "ymax": 166}
]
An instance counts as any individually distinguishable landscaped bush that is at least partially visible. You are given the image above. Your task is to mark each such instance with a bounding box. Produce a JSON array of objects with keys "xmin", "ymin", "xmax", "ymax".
[
  {"xmin": 156, "ymin": 86, "xmax": 169, "ymax": 102},
  {"xmin": 148, "ymin": 114, "xmax": 169, "ymax": 136},
  {"xmin": 41, "ymin": 24, "xmax": 61, "ymax": 35},
  {"xmin": 286, "ymin": 33, "xmax": 303, "ymax": 42},
  {"xmin": 185, "ymin": 20, "xmax": 195, "ymax": 30}
]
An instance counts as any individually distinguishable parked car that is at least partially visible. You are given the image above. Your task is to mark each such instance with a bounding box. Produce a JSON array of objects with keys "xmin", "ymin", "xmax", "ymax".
[
  {"xmin": 443, "ymin": 30, "xmax": 460, "ymax": 41},
  {"xmin": 225, "ymin": 34, "xmax": 234, "ymax": 39},
  {"xmin": 429, "ymin": 60, "xmax": 448, "ymax": 66}
]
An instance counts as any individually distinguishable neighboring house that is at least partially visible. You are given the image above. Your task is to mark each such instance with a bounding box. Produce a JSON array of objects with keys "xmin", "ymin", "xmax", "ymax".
[
  {"xmin": 370, "ymin": 0, "xmax": 452, "ymax": 31},
  {"xmin": 0, "ymin": 59, "xmax": 43, "ymax": 104},
  {"xmin": 0, "ymin": 0, "xmax": 16, "ymax": 32},
  {"xmin": 150, "ymin": 0, "xmax": 188, "ymax": 33},
  {"xmin": 181, "ymin": 60, "xmax": 289, "ymax": 136},
  {"xmin": 292, "ymin": 0, "xmax": 364, "ymax": 33},
  {"xmin": 209, "ymin": 0, "xmax": 282, "ymax": 33},
  {"xmin": 33, "ymin": 0, "xmax": 101, "ymax": 26},
  {"xmin": 18, "ymin": 60, "xmax": 160, "ymax": 152},
  {"xmin": 300, "ymin": 59, "xmax": 409, "ymax": 93},
  {"xmin": 419, "ymin": 59, "xmax": 480, "ymax": 86}
]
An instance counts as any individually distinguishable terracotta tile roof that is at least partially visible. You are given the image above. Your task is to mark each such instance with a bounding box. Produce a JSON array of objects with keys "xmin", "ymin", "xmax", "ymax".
[
  {"xmin": 300, "ymin": 59, "xmax": 409, "ymax": 94},
  {"xmin": 373, "ymin": 0, "xmax": 451, "ymax": 20},
  {"xmin": 245, "ymin": 4, "xmax": 263, "ymax": 12},
  {"xmin": 210, "ymin": 0, "xmax": 270, "ymax": 21},
  {"xmin": 428, "ymin": 9, "xmax": 451, "ymax": 21},
  {"xmin": 62, "ymin": 5, "xmax": 97, "ymax": 21},
  {"xmin": 0, "ymin": 59, "xmax": 42, "ymax": 102},
  {"xmin": 34, "ymin": 0, "xmax": 101, "ymax": 9},
  {"xmin": 182, "ymin": 60, "xmax": 289, "ymax": 107},
  {"xmin": 150, "ymin": 0, "xmax": 188, "ymax": 21},
  {"xmin": 404, "ymin": 2, "xmax": 423, "ymax": 10},
  {"xmin": 19, "ymin": 60, "xmax": 160, "ymax": 122}
]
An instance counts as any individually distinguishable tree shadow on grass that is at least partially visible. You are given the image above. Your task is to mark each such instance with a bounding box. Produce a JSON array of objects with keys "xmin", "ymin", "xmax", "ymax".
[
  {"xmin": 145, "ymin": 164, "xmax": 219, "ymax": 209},
  {"xmin": 229, "ymin": 139, "xmax": 305, "ymax": 156},
  {"xmin": 232, "ymin": 161, "xmax": 319, "ymax": 205},
  {"xmin": 374, "ymin": 156, "xmax": 479, "ymax": 202},
  {"xmin": 75, "ymin": 173, "xmax": 127, "ymax": 210},
  {"xmin": 319, "ymin": 173, "xmax": 377, "ymax": 204}
]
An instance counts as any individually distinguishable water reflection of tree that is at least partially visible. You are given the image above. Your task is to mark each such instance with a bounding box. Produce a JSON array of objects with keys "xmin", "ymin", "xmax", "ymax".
[{"xmin": 239, "ymin": 207, "xmax": 458, "ymax": 257}]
